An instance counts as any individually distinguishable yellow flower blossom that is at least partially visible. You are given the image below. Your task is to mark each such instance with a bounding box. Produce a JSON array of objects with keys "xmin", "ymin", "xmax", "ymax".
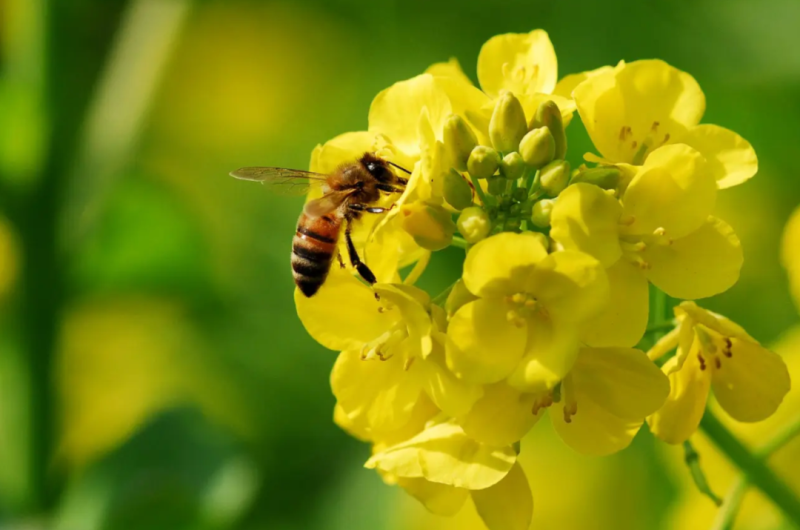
[
  {"xmin": 647, "ymin": 302, "xmax": 791, "ymax": 444},
  {"xmin": 572, "ymin": 59, "xmax": 758, "ymax": 188},
  {"xmin": 446, "ymin": 232, "xmax": 608, "ymax": 394},
  {"xmin": 550, "ymin": 144, "xmax": 743, "ymax": 347},
  {"xmin": 781, "ymin": 204, "xmax": 800, "ymax": 311}
]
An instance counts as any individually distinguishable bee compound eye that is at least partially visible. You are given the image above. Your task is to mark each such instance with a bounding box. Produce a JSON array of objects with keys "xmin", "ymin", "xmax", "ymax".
[{"xmin": 367, "ymin": 162, "xmax": 377, "ymax": 173}]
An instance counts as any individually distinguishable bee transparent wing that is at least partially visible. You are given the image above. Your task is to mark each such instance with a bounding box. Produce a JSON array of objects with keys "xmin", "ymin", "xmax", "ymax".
[
  {"xmin": 230, "ymin": 167, "xmax": 329, "ymax": 197},
  {"xmin": 303, "ymin": 189, "xmax": 356, "ymax": 218}
]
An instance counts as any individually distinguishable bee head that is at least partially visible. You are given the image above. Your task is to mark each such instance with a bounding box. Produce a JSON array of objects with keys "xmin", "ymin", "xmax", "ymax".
[{"xmin": 360, "ymin": 153, "xmax": 392, "ymax": 182}]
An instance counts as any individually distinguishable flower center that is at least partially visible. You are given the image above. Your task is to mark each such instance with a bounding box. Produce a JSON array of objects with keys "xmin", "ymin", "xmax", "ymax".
[
  {"xmin": 618, "ymin": 222, "xmax": 674, "ymax": 270},
  {"xmin": 504, "ymin": 292, "xmax": 543, "ymax": 327},
  {"xmin": 694, "ymin": 324, "xmax": 733, "ymax": 371},
  {"xmin": 361, "ymin": 323, "xmax": 408, "ymax": 361},
  {"xmin": 618, "ymin": 121, "xmax": 672, "ymax": 164},
  {"xmin": 502, "ymin": 62, "xmax": 540, "ymax": 89}
]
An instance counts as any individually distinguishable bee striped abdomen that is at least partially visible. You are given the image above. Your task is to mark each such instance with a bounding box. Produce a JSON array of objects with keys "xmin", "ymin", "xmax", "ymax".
[{"xmin": 292, "ymin": 213, "xmax": 341, "ymax": 297}]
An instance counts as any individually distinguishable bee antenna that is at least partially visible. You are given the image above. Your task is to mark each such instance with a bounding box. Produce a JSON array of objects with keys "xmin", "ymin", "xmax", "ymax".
[{"xmin": 387, "ymin": 161, "xmax": 412, "ymax": 175}]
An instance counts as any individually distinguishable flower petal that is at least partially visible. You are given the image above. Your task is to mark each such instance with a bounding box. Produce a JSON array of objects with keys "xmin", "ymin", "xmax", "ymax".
[
  {"xmin": 426, "ymin": 57, "xmax": 473, "ymax": 85},
  {"xmin": 477, "ymin": 30, "xmax": 558, "ymax": 98},
  {"xmin": 310, "ymin": 131, "xmax": 377, "ymax": 174},
  {"xmin": 368, "ymin": 74, "xmax": 452, "ymax": 158},
  {"xmin": 582, "ymin": 260, "xmax": 649, "ymax": 348},
  {"xmin": 508, "ymin": 315, "xmax": 580, "ymax": 393},
  {"xmin": 622, "ymin": 144, "xmax": 716, "ymax": 240},
  {"xmin": 553, "ymin": 65, "xmax": 615, "ymax": 99},
  {"xmin": 550, "ymin": 182, "xmax": 623, "ymax": 268},
  {"xmin": 712, "ymin": 339, "xmax": 791, "ymax": 422},
  {"xmin": 419, "ymin": 347, "xmax": 484, "ymax": 418},
  {"xmin": 374, "ymin": 284, "xmax": 433, "ymax": 358},
  {"xmin": 680, "ymin": 124, "xmax": 757, "ymax": 189},
  {"xmin": 295, "ymin": 270, "xmax": 397, "ymax": 351},
  {"xmin": 331, "ymin": 349, "xmax": 423, "ymax": 435},
  {"xmin": 471, "ymin": 463, "xmax": 533, "ymax": 530},
  {"xmin": 643, "ymin": 216, "xmax": 743, "ymax": 300},
  {"xmin": 573, "ymin": 59, "xmax": 705, "ymax": 164},
  {"xmin": 458, "ymin": 383, "xmax": 544, "ymax": 447},
  {"xmin": 446, "ymin": 299, "xmax": 527, "ymax": 384},
  {"xmin": 398, "ymin": 477, "xmax": 469, "ymax": 516},
  {"xmin": 647, "ymin": 345, "xmax": 712, "ymax": 444},
  {"xmin": 365, "ymin": 421, "xmax": 517, "ymax": 490},
  {"xmin": 571, "ymin": 347, "xmax": 669, "ymax": 420},
  {"xmin": 463, "ymin": 232, "xmax": 548, "ymax": 298}
]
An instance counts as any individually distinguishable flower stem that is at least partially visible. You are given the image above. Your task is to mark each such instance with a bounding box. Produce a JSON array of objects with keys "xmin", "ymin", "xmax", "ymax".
[
  {"xmin": 450, "ymin": 236, "xmax": 469, "ymax": 249},
  {"xmin": 758, "ymin": 413, "xmax": 800, "ymax": 458},
  {"xmin": 469, "ymin": 174, "xmax": 491, "ymax": 207},
  {"xmin": 700, "ymin": 410, "xmax": 800, "ymax": 526}
]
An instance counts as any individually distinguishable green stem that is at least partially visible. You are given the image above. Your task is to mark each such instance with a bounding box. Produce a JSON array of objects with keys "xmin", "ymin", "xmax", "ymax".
[
  {"xmin": 450, "ymin": 236, "xmax": 469, "ymax": 250},
  {"xmin": 432, "ymin": 280, "xmax": 459, "ymax": 306},
  {"xmin": 700, "ymin": 410, "xmax": 800, "ymax": 526},
  {"xmin": 469, "ymin": 174, "xmax": 491, "ymax": 207},
  {"xmin": 758, "ymin": 414, "xmax": 800, "ymax": 457},
  {"xmin": 652, "ymin": 287, "xmax": 669, "ymax": 340},
  {"xmin": 646, "ymin": 320, "xmax": 676, "ymax": 334}
]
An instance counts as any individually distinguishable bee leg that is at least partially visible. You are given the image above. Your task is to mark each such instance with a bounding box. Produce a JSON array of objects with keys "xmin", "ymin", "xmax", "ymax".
[
  {"xmin": 348, "ymin": 203, "xmax": 392, "ymax": 214},
  {"xmin": 336, "ymin": 251, "xmax": 346, "ymax": 269},
  {"xmin": 377, "ymin": 183, "xmax": 405, "ymax": 194},
  {"xmin": 344, "ymin": 219, "xmax": 378, "ymax": 299}
]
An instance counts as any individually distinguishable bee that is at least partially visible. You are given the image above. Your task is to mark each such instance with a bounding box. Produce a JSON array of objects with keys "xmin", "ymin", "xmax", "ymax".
[{"xmin": 231, "ymin": 153, "xmax": 409, "ymax": 297}]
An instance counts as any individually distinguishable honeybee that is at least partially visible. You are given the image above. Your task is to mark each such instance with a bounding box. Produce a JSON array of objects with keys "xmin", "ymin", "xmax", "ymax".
[{"xmin": 231, "ymin": 153, "xmax": 409, "ymax": 297}]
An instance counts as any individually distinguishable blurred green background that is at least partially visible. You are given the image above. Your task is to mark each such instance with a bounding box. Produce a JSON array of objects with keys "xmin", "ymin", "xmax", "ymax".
[{"xmin": 0, "ymin": 0, "xmax": 799, "ymax": 529}]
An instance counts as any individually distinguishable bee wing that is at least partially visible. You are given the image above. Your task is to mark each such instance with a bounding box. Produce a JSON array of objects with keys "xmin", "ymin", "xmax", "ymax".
[
  {"xmin": 303, "ymin": 189, "xmax": 355, "ymax": 218},
  {"xmin": 230, "ymin": 167, "xmax": 329, "ymax": 196}
]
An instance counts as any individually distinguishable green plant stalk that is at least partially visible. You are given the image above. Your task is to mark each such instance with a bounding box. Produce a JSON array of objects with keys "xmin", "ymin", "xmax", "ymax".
[
  {"xmin": 450, "ymin": 236, "xmax": 469, "ymax": 249},
  {"xmin": 700, "ymin": 411, "xmax": 800, "ymax": 526},
  {"xmin": 469, "ymin": 174, "xmax": 491, "ymax": 207}
]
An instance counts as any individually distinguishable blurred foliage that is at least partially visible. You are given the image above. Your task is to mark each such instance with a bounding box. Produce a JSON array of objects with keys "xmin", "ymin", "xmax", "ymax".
[{"xmin": 0, "ymin": 0, "xmax": 797, "ymax": 529}]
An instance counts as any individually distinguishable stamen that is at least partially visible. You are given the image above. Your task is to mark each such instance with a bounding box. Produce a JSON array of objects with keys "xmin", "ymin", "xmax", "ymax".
[
  {"xmin": 697, "ymin": 353, "xmax": 707, "ymax": 371},
  {"xmin": 404, "ymin": 357, "xmax": 416, "ymax": 371},
  {"xmin": 714, "ymin": 357, "xmax": 722, "ymax": 370},
  {"xmin": 563, "ymin": 402, "xmax": 578, "ymax": 424},
  {"xmin": 651, "ymin": 121, "xmax": 660, "ymax": 131},
  {"xmin": 619, "ymin": 215, "xmax": 636, "ymax": 226}
]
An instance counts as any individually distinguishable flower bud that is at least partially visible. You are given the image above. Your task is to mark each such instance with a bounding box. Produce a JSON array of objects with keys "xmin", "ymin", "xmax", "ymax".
[
  {"xmin": 570, "ymin": 166, "xmax": 621, "ymax": 190},
  {"xmin": 467, "ymin": 145, "xmax": 500, "ymax": 179},
  {"xmin": 443, "ymin": 114, "xmax": 478, "ymax": 171},
  {"xmin": 457, "ymin": 206, "xmax": 491, "ymax": 244},
  {"xmin": 400, "ymin": 201, "xmax": 456, "ymax": 251},
  {"xmin": 445, "ymin": 279, "xmax": 478, "ymax": 317},
  {"xmin": 519, "ymin": 127, "xmax": 555, "ymax": 169},
  {"xmin": 530, "ymin": 100, "xmax": 566, "ymax": 160},
  {"xmin": 499, "ymin": 152, "xmax": 526, "ymax": 180},
  {"xmin": 443, "ymin": 169, "xmax": 473, "ymax": 210},
  {"xmin": 489, "ymin": 92, "xmax": 527, "ymax": 153},
  {"xmin": 486, "ymin": 175, "xmax": 506, "ymax": 196},
  {"xmin": 539, "ymin": 160, "xmax": 571, "ymax": 197},
  {"xmin": 530, "ymin": 198, "xmax": 555, "ymax": 228}
]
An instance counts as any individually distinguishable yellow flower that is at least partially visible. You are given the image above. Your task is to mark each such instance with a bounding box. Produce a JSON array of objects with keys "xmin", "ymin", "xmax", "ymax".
[
  {"xmin": 647, "ymin": 301, "xmax": 791, "ymax": 444},
  {"xmin": 458, "ymin": 346, "xmax": 668, "ymax": 455},
  {"xmin": 782, "ymin": 204, "xmax": 800, "ymax": 311},
  {"xmin": 572, "ymin": 59, "xmax": 758, "ymax": 188},
  {"xmin": 446, "ymin": 232, "xmax": 608, "ymax": 395},
  {"xmin": 297, "ymin": 272, "xmax": 481, "ymax": 437},
  {"xmin": 550, "ymin": 144, "xmax": 743, "ymax": 347}
]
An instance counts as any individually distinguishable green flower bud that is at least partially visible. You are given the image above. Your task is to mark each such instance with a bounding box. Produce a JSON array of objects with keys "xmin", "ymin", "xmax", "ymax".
[
  {"xmin": 467, "ymin": 145, "xmax": 500, "ymax": 179},
  {"xmin": 443, "ymin": 114, "xmax": 478, "ymax": 171},
  {"xmin": 445, "ymin": 279, "xmax": 478, "ymax": 317},
  {"xmin": 457, "ymin": 206, "xmax": 491, "ymax": 244},
  {"xmin": 570, "ymin": 166, "xmax": 621, "ymax": 190},
  {"xmin": 512, "ymin": 187, "xmax": 528, "ymax": 203},
  {"xmin": 519, "ymin": 127, "xmax": 555, "ymax": 169},
  {"xmin": 530, "ymin": 198, "xmax": 555, "ymax": 228},
  {"xmin": 400, "ymin": 201, "xmax": 456, "ymax": 251},
  {"xmin": 443, "ymin": 169, "xmax": 473, "ymax": 210},
  {"xmin": 530, "ymin": 100, "xmax": 566, "ymax": 160},
  {"xmin": 489, "ymin": 92, "xmax": 527, "ymax": 153},
  {"xmin": 486, "ymin": 175, "xmax": 506, "ymax": 196},
  {"xmin": 539, "ymin": 160, "xmax": 571, "ymax": 197},
  {"xmin": 499, "ymin": 152, "xmax": 526, "ymax": 180}
]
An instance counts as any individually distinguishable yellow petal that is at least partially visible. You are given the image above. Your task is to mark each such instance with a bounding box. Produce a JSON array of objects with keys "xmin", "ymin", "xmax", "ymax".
[
  {"xmin": 573, "ymin": 59, "xmax": 705, "ymax": 164},
  {"xmin": 471, "ymin": 463, "xmax": 533, "ymax": 530},
  {"xmin": 508, "ymin": 315, "xmax": 580, "ymax": 393},
  {"xmin": 524, "ymin": 250, "xmax": 609, "ymax": 325},
  {"xmin": 582, "ymin": 260, "xmax": 649, "ymax": 348},
  {"xmin": 712, "ymin": 338, "xmax": 791, "ymax": 422},
  {"xmin": 419, "ymin": 348, "xmax": 484, "ymax": 418},
  {"xmin": 295, "ymin": 270, "xmax": 397, "ymax": 351},
  {"xmin": 550, "ymin": 182, "xmax": 623, "ymax": 268},
  {"xmin": 782, "ymin": 205, "xmax": 800, "ymax": 311},
  {"xmin": 622, "ymin": 144, "xmax": 716, "ymax": 240},
  {"xmin": 551, "ymin": 381, "xmax": 643, "ymax": 456},
  {"xmin": 571, "ymin": 347, "xmax": 670, "ymax": 420},
  {"xmin": 477, "ymin": 30, "xmax": 558, "ymax": 98},
  {"xmin": 446, "ymin": 299, "xmax": 527, "ymax": 384},
  {"xmin": 680, "ymin": 124, "xmax": 757, "ymax": 189},
  {"xmin": 374, "ymin": 284, "xmax": 433, "ymax": 358},
  {"xmin": 458, "ymin": 383, "xmax": 544, "ymax": 447},
  {"xmin": 333, "ymin": 403, "xmax": 370, "ymax": 442},
  {"xmin": 463, "ymin": 232, "xmax": 548, "ymax": 298},
  {"xmin": 368, "ymin": 74, "xmax": 452, "ymax": 158},
  {"xmin": 309, "ymin": 130, "xmax": 377, "ymax": 174},
  {"xmin": 426, "ymin": 57, "xmax": 473, "ymax": 86},
  {"xmin": 365, "ymin": 421, "xmax": 516, "ymax": 490},
  {"xmin": 647, "ymin": 345, "xmax": 712, "ymax": 444},
  {"xmin": 553, "ymin": 65, "xmax": 615, "ymax": 99},
  {"xmin": 331, "ymin": 349, "xmax": 423, "ymax": 435},
  {"xmin": 398, "ymin": 477, "xmax": 469, "ymax": 516},
  {"xmin": 643, "ymin": 216, "xmax": 743, "ymax": 299}
]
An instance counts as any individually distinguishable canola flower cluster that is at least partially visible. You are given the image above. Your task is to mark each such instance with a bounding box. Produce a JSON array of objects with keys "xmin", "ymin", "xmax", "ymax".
[{"xmin": 294, "ymin": 30, "xmax": 791, "ymax": 530}]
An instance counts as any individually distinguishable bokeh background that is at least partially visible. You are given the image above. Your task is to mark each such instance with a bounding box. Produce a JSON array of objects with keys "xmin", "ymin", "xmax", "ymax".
[{"xmin": 0, "ymin": 0, "xmax": 799, "ymax": 529}]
